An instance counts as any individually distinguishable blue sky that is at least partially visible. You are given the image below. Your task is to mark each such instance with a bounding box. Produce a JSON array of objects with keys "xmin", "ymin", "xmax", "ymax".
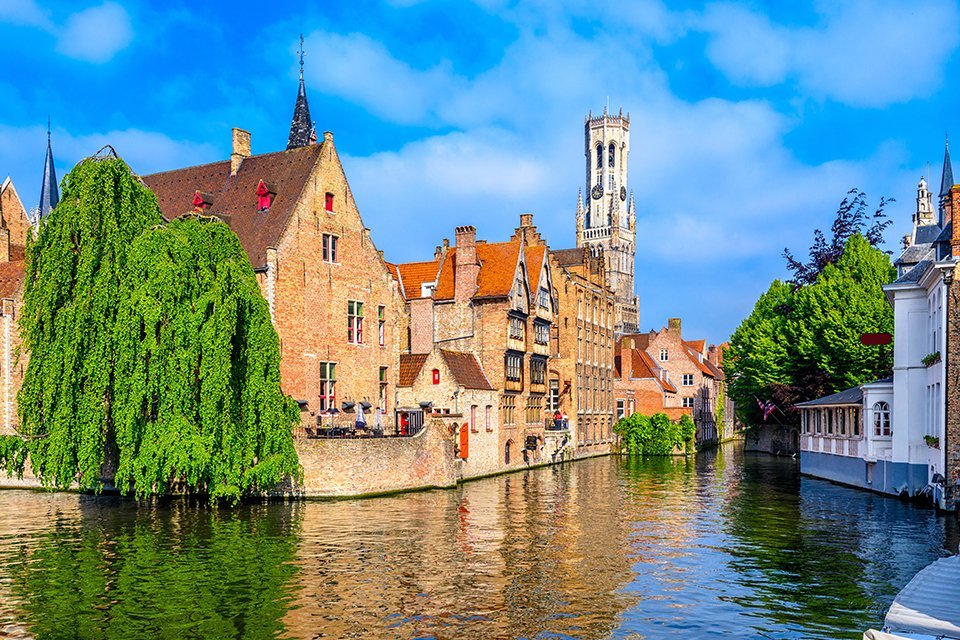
[{"xmin": 2, "ymin": 0, "xmax": 959, "ymax": 343}]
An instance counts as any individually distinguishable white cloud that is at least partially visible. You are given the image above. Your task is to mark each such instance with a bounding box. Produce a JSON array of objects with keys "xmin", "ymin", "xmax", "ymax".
[
  {"xmin": 55, "ymin": 2, "xmax": 133, "ymax": 63},
  {"xmin": 0, "ymin": 124, "xmax": 219, "ymax": 212},
  {"xmin": 700, "ymin": 0, "xmax": 960, "ymax": 107},
  {"xmin": 0, "ymin": 0, "xmax": 51, "ymax": 29},
  {"xmin": 303, "ymin": 30, "xmax": 458, "ymax": 125}
]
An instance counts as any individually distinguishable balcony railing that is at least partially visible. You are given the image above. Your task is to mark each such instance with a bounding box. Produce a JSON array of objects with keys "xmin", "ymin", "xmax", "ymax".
[{"xmin": 545, "ymin": 418, "xmax": 569, "ymax": 431}]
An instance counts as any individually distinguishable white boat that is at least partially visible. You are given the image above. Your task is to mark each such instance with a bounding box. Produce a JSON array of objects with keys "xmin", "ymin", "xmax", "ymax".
[{"xmin": 864, "ymin": 555, "xmax": 960, "ymax": 640}]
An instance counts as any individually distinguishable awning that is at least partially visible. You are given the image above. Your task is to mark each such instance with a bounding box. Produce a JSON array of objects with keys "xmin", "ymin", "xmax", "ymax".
[{"xmin": 883, "ymin": 555, "xmax": 960, "ymax": 638}]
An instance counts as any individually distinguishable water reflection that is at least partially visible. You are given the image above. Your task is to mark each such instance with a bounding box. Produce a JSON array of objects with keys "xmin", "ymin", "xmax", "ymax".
[{"xmin": 0, "ymin": 446, "xmax": 955, "ymax": 639}]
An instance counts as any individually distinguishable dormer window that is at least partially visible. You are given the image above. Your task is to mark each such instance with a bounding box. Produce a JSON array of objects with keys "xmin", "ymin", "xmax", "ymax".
[
  {"xmin": 257, "ymin": 180, "xmax": 275, "ymax": 211},
  {"xmin": 193, "ymin": 191, "xmax": 213, "ymax": 212}
]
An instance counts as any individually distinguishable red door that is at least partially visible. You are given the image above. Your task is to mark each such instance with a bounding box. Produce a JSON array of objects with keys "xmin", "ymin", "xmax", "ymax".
[{"xmin": 459, "ymin": 424, "xmax": 469, "ymax": 459}]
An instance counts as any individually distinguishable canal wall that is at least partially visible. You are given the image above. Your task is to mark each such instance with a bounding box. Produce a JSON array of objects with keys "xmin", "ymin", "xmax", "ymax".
[
  {"xmin": 800, "ymin": 451, "xmax": 930, "ymax": 498},
  {"xmin": 744, "ymin": 423, "xmax": 799, "ymax": 455}
]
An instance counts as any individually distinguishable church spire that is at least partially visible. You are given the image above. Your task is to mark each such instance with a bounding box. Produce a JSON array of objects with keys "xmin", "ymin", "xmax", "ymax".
[
  {"xmin": 38, "ymin": 117, "xmax": 59, "ymax": 220},
  {"xmin": 940, "ymin": 134, "xmax": 954, "ymax": 198},
  {"xmin": 287, "ymin": 34, "xmax": 315, "ymax": 150}
]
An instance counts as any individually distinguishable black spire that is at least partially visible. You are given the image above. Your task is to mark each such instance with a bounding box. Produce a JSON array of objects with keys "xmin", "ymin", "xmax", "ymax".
[
  {"xmin": 287, "ymin": 35, "xmax": 314, "ymax": 150},
  {"xmin": 940, "ymin": 133, "xmax": 954, "ymax": 198},
  {"xmin": 38, "ymin": 117, "xmax": 59, "ymax": 220}
]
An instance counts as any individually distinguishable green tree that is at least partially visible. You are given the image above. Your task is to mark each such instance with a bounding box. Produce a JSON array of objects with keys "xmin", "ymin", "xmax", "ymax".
[
  {"xmin": 725, "ymin": 233, "xmax": 894, "ymax": 426},
  {"xmin": 614, "ymin": 412, "xmax": 694, "ymax": 456},
  {"xmin": 4, "ymin": 152, "xmax": 300, "ymax": 499}
]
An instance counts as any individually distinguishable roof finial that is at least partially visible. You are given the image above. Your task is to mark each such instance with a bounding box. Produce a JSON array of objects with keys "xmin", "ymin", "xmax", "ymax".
[
  {"xmin": 47, "ymin": 116, "xmax": 51, "ymax": 142},
  {"xmin": 298, "ymin": 34, "xmax": 305, "ymax": 80}
]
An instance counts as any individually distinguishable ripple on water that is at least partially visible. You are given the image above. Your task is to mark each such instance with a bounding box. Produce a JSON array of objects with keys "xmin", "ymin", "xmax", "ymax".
[{"xmin": 0, "ymin": 445, "xmax": 954, "ymax": 639}]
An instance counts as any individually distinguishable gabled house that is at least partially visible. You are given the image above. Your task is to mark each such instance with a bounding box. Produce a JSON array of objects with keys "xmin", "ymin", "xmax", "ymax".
[
  {"xmin": 393, "ymin": 214, "xmax": 561, "ymax": 469},
  {"xmin": 0, "ymin": 178, "xmax": 31, "ymax": 435},
  {"xmin": 614, "ymin": 335, "xmax": 687, "ymax": 422},
  {"xmin": 142, "ymin": 75, "xmax": 404, "ymax": 431}
]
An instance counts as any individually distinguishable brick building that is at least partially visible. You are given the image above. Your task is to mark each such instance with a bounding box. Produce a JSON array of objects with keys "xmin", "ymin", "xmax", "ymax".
[
  {"xmin": 392, "ymin": 214, "xmax": 560, "ymax": 468},
  {"xmin": 0, "ymin": 178, "xmax": 32, "ymax": 435},
  {"xmin": 549, "ymin": 246, "xmax": 616, "ymax": 452},
  {"xmin": 143, "ymin": 71, "xmax": 404, "ymax": 430},
  {"xmin": 396, "ymin": 348, "xmax": 500, "ymax": 477},
  {"xmin": 614, "ymin": 335, "xmax": 687, "ymax": 422},
  {"xmin": 615, "ymin": 318, "xmax": 722, "ymax": 445}
]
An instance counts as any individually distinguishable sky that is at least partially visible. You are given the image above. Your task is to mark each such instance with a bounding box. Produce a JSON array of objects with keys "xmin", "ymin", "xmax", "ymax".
[{"xmin": 2, "ymin": 0, "xmax": 959, "ymax": 344}]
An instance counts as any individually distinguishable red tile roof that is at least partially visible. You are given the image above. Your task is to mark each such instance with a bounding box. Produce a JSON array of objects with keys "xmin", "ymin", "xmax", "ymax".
[
  {"xmin": 0, "ymin": 258, "xmax": 25, "ymax": 299},
  {"xmin": 526, "ymin": 245, "xmax": 546, "ymax": 292},
  {"xmin": 396, "ymin": 260, "xmax": 441, "ymax": 300},
  {"xmin": 614, "ymin": 347, "xmax": 677, "ymax": 394},
  {"xmin": 684, "ymin": 345, "xmax": 716, "ymax": 377},
  {"xmin": 434, "ymin": 241, "xmax": 522, "ymax": 301},
  {"xmin": 440, "ymin": 350, "xmax": 493, "ymax": 390},
  {"xmin": 684, "ymin": 339, "xmax": 706, "ymax": 354},
  {"xmin": 142, "ymin": 144, "xmax": 324, "ymax": 269},
  {"xmin": 398, "ymin": 353, "xmax": 429, "ymax": 387}
]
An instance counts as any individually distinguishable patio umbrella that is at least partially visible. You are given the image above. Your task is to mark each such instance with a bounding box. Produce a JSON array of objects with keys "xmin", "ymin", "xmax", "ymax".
[{"xmin": 356, "ymin": 404, "xmax": 367, "ymax": 428}]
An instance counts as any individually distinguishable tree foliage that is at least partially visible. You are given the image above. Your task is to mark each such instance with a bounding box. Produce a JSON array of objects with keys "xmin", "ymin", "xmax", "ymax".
[
  {"xmin": 725, "ymin": 233, "xmax": 895, "ymax": 426},
  {"xmin": 10, "ymin": 153, "xmax": 300, "ymax": 499},
  {"xmin": 614, "ymin": 412, "xmax": 695, "ymax": 456},
  {"xmin": 783, "ymin": 189, "xmax": 892, "ymax": 286}
]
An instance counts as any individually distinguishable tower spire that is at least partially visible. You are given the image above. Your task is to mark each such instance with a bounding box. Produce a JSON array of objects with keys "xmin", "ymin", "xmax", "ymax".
[
  {"xmin": 939, "ymin": 133, "xmax": 954, "ymax": 226},
  {"xmin": 38, "ymin": 117, "xmax": 59, "ymax": 221},
  {"xmin": 287, "ymin": 34, "xmax": 314, "ymax": 150}
]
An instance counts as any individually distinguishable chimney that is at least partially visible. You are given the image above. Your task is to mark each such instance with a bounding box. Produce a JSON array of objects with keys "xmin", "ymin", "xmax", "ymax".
[
  {"xmin": 952, "ymin": 186, "xmax": 960, "ymax": 258},
  {"xmin": 409, "ymin": 297, "xmax": 435, "ymax": 354},
  {"xmin": 454, "ymin": 226, "xmax": 479, "ymax": 303},
  {"xmin": 231, "ymin": 128, "xmax": 251, "ymax": 176},
  {"xmin": 0, "ymin": 228, "xmax": 9, "ymax": 263},
  {"xmin": 903, "ymin": 234, "xmax": 912, "ymax": 249},
  {"xmin": 520, "ymin": 213, "xmax": 533, "ymax": 228},
  {"xmin": 667, "ymin": 317, "xmax": 682, "ymax": 337}
]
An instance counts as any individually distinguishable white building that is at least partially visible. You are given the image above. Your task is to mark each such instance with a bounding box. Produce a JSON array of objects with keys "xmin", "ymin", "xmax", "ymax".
[{"xmin": 800, "ymin": 165, "xmax": 955, "ymax": 505}]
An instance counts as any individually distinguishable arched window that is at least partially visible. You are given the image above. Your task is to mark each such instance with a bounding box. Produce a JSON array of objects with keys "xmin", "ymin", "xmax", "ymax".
[
  {"xmin": 608, "ymin": 142, "xmax": 616, "ymax": 168},
  {"xmin": 873, "ymin": 401, "xmax": 891, "ymax": 436},
  {"xmin": 505, "ymin": 440, "xmax": 512, "ymax": 465},
  {"xmin": 595, "ymin": 143, "xmax": 602, "ymax": 169}
]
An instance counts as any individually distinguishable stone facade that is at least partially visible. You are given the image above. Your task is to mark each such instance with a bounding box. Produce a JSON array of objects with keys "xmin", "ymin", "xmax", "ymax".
[
  {"xmin": 396, "ymin": 348, "xmax": 502, "ymax": 478},
  {"xmin": 0, "ymin": 179, "xmax": 28, "ymax": 437},
  {"xmin": 575, "ymin": 108, "xmax": 639, "ymax": 335},
  {"xmin": 143, "ymin": 130, "xmax": 405, "ymax": 431},
  {"xmin": 549, "ymin": 246, "xmax": 616, "ymax": 452}
]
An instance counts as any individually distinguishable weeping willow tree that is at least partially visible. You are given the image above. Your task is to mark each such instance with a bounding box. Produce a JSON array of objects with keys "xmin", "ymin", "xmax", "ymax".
[
  {"xmin": 113, "ymin": 217, "xmax": 300, "ymax": 500},
  {"xmin": 8, "ymin": 150, "xmax": 300, "ymax": 500}
]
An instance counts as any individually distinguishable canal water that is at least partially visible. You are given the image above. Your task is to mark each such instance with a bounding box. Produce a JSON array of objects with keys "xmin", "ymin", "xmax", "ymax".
[{"xmin": 0, "ymin": 444, "xmax": 955, "ymax": 639}]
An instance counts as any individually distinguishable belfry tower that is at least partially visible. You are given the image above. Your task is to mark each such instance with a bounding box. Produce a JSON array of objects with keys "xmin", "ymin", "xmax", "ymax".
[{"xmin": 575, "ymin": 107, "xmax": 639, "ymax": 335}]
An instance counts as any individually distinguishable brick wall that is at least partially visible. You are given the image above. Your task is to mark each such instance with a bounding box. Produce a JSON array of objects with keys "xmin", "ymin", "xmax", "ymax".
[{"xmin": 267, "ymin": 136, "xmax": 403, "ymax": 428}]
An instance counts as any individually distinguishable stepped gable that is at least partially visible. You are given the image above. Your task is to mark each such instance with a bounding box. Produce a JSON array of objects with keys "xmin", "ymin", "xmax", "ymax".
[{"xmin": 142, "ymin": 144, "xmax": 323, "ymax": 269}]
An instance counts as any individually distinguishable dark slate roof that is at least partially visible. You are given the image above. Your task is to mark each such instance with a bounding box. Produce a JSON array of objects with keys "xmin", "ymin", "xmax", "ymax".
[
  {"xmin": 795, "ymin": 386, "xmax": 863, "ymax": 408},
  {"xmin": 893, "ymin": 254, "xmax": 934, "ymax": 285},
  {"xmin": 38, "ymin": 132, "xmax": 58, "ymax": 219},
  {"xmin": 552, "ymin": 247, "xmax": 587, "ymax": 267},
  {"xmin": 935, "ymin": 222, "xmax": 953, "ymax": 245},
  {"xmin": 895, "ymin": 243, "xmax": 932, "ymax": 266},
  {"xmin": 941, "ymin": 141, "xmax": 955, "ymax": 198},
  {"xmin": 440, "ymin": 350, "xmax": 494, "ymax": 390},
  {"xmin": 915, "ymin": 224, "xmax": 942, "ymax": 245},
  {"xmin": 287, "ymin": 73, "xmax": 313, "ymax": 150},
  {"xmin": 142, "ymin": 144, "xmax": 324, "ymax": 269}
]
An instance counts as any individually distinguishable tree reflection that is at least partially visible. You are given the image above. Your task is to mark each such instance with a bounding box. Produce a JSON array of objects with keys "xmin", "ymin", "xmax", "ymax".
[{"xmin": 3, "ymin": 499, "xmax": 302, "ymax": 640}]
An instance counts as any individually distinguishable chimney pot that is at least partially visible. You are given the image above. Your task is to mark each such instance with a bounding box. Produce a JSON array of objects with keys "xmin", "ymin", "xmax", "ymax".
[{"xmin": 520, "ymin": 213, "xmax": 533, "ymax": 227}]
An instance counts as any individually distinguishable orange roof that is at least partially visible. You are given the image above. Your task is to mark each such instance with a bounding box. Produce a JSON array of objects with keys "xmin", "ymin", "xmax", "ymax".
[
  {"xmin": 398, "ymin": 353, "xmax": 429, "ymax": 387},
  {"xmin": 684, "ymin": 339, "xmax": 706, "ymax": 354},
  {"xmin": 684, "ymin": 345, "xmax": 715, "ymax": 377},
  {"xmin": 614, "ymin": 347, "xmax": 677, "ymax": 393},
  {"xmin": 526, "ymin": 245, "xmax": 546, "ymax": 292},
  {"xmin": 396, "ymin": 260, "xmax": 441, "ymax": 300},
  {"xmin": 0, "ymin": 259, "xmax": 24, "ymax": 299},
  {"xmin": 440, "ymin": 350, "xmax": 493, "ymax": 390},
  {"xmin": 385, "ymin": 262, "xmax": 400, "ymax": 283},
  {"xmin": 434, "ymin": 241, "xmax": 522, "ymax": 301}
]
